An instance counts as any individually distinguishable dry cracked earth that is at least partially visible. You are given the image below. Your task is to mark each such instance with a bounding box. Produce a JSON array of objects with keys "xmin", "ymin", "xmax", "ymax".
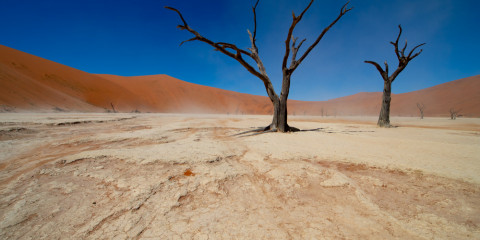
[{"xmin": 0, "ymin": 113, "xmax": 479, "ymax": 239}]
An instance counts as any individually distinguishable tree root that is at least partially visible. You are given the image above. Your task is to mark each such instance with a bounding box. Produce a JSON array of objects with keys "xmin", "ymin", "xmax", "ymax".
[{"xmin": 233, "ymin": 124, "xmax": 300, "ymax": 137}]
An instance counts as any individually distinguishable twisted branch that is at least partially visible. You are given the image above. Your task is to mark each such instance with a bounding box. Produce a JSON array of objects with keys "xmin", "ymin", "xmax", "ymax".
[{"xmin": 165, "ymin": 6, "xmax": 270, "ymax": 85}]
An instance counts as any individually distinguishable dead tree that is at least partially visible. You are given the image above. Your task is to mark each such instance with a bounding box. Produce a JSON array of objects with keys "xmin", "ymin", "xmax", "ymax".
[
  {"xmin": 110, "ymin": 102, "xmax": 117, "ymax": 113},
  {"xmin": 365, "ymin": 25, "xmax": 425, "ymax": 127},
  {"xmin": 166, "ymin": 1, "xmax": 352, "ymax": 132},
  {"xmin": 449, "ymin": 108, "xmax": 460, "ymax": 120},
  {"xmin": 416, "ymin": 102, "xmax": 425, "ymax": 119}
]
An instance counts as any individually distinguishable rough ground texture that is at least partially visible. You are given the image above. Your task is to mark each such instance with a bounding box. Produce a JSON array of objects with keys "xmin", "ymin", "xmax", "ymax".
[{"xmin": 0, "ymin": 113, "xmax": 479, "ymax": 239}]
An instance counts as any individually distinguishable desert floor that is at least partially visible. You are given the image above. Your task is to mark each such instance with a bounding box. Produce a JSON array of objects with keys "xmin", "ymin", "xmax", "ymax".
[{"xmin": 0, "ymin": 113, "xmax": 479, "ymax": 239}]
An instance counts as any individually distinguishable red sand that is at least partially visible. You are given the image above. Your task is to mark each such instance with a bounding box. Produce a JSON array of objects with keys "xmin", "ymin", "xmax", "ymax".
[{"xmin": 1, "ymin": 44, "xmax": 479, "ymax": 117}]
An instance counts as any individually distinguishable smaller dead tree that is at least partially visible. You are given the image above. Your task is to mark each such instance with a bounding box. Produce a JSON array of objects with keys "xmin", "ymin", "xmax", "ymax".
[
  {"xmin": 449, "ymin": 108, "xmax": 461, "ymax": 120},
  {"xmin": 416, "ymin": 102, "xmax": 425, "ymax": 119},
  {"xmin": 110, "ymin": 103, "xmax": 117, "ymax": 113},
  {"xmin": 365, "ymin": 25, "xmax": 425, "ymax": 127}
]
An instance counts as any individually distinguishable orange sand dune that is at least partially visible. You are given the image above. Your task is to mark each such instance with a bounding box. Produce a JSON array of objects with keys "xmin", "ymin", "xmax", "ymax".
[
  {"xmin": 392, "ymin": 75, "xmax": 480, "ymax": 117},
  {"xmin": 0, "ymin": 45, "xmax": 146, "ymax": 112},
  {"xmin": 1, "ymin": 44, "xmax": 479, "ymax": 117},
  {"xmin": 96, "ymin": 74, "xmax": 272, "ymax": 114},
  {"xmin": 292, "ymin": 75, "xmax": 480, "ymax": 117}
]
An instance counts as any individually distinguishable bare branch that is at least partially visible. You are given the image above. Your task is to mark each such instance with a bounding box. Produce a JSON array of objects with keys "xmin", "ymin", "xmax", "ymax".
[
  {"xmin": 252, "ymin": 0, "xmax": 260, "ymax": 42},
  {"xmin": 247, "ymin": 0, "xmax": 261, "ymax": 58},
  {"xmin": 365, "ymin": 60, "xmax": 387, "ymax": 80},
  {"xmin": 247, "ymin": 30, "xmax": 268, "ymax": 77},
  {"xmin": 390, "ymin": 25, "xmax": 425, "ymax": 62},
  {"xmin": 282, "ymin": 0, "xmax": 315, "ymax": 70},
  {"xmin": 367, "ymin": 24, "xmax": 425, "ymax": 83},
  {"xmin": 291, "ymin": 1, "xmax": 352, "ymax": 71},
  {"xmin": 165, "ymin": 7, "xmax": 189, "ymax": 28},
  {"xmin": 291, "ymin": 36, "xmax": 299, "ymax": 59},
  {"xmin": 401, "ymin": 39, "xmax": 408, "ymax": 57},
  {"xmin": 389, "ymin": 67, "xmax": 405, "ymax": 82},
  {"xmin": 180, "ymin": 37, "xmax": 199, "ymax": 46},
  {"xmin": 290, "ymin": 37, "xmax": 307, "ymax": 67},
  {"xmin": 416, "ymin": 102, "xmax": 425, "ymax": 110},
  {"xmin": 407, "ymin": 43, "xmax": 426, "ymax": 59},
  {"xmin": 450, "ymin": 108, "xmax": 461, "ymax": 114},
  {"xmin": 390, "ymin": 25, "xmax": 403, "ymax": 59},
  {"xmin": 297, "ymin": 38, "xmax": 306, "ymax": 50},
  {"xmin": 165, "ymin": 6, "xmax": 271, "ymax": 86},
  {"xmin": 216, "ymin": 42, "xmax": 252, "ymax": 56},
  {"xmin": 166, "ymin": 6, "xmax": 253, "ymax": 58}
]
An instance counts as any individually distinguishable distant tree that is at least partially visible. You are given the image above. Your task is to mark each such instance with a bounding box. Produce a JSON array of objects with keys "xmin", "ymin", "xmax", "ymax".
[
  {"xmin": 110, "ymin": 102, "xmax": 117, "ymax": 113},
  {"xmin": 416, "ymin": 102, "xmax": 425, "ymax": 119},
  {"xmin": 166, "ymin": 1, "xmax": 352, "ymax": 132},
  {"xmin": 449, "ymin": 108, "xmax": 461, "ymax": 120},
  {"xmin": 365, "ymin": 25, "xmax": 425, "ymax": 127}
]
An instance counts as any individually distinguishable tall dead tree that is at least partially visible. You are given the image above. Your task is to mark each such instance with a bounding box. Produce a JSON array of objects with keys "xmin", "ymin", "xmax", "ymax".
[
  {"xmin": 416, "ymin": 102, "xmax": 425, "ymax": 119},
  {"xmin": 365, "ymin": 25, "xmax": 425, "ymax": 127},
  {"xmin": 166, "ymin": 0, "xmax": 352, "ymax": 132}
]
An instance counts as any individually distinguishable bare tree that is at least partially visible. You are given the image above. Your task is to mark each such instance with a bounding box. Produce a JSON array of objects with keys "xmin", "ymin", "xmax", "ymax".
[
  {"xmin": 166, "ymin": 1, "xmax": 352, "ymax": 132},
  {"xmin": 365, "ymin": 25, "xmax": 425, "ymax": 127},
  {"xmin": 110, "ymin": 102, "xmax": 117, "ymax": 113},
  {"xmin": 416, "ymin": 102, "xmax": 425, "ymax": 119},
  {"xmin": 449, "ymin": 108, "xmax": 461, "ymax": 120}
]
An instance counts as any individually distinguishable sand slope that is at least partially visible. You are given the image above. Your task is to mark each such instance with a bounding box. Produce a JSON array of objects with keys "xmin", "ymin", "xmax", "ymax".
[
  {"xmin": 292, "ymin": 75, "xmax": 480, "ymax": 117},
  {"xmin": 1, "ymin": 44, "xmax": 479, "ymax": 116},
  {"xmin": 96, "ymin": 74, "xmax": 272, "ymax": 114},
  {"xmin": 0, "ymin": 45, "xmax": 147, "ymax": 112}
]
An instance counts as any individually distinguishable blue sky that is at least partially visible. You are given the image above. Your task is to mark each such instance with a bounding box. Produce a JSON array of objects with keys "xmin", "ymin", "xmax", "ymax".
[{"xmin": 1, "ymin": 0, "xmax": 479, "ymax": 101}]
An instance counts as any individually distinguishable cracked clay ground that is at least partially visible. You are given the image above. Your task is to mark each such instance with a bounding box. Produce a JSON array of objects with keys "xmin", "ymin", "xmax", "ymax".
[{"xmin": 0, "ymin": 113, "xmax": 479, "ymax": 239}]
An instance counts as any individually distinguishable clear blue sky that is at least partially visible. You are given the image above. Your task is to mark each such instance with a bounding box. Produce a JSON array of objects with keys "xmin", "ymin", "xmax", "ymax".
[{"xmin": 1, "ymin": 0, "xmax": 479, "ymax": 101}]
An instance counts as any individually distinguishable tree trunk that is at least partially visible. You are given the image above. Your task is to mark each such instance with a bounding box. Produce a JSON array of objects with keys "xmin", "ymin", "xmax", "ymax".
[
  {"xmin": 268, "ymin": 98, "xmax": 289, "ymax": 132},
  {"xmin": 378, "ymin": 80, "xmax": 392, "ymax": 127}
]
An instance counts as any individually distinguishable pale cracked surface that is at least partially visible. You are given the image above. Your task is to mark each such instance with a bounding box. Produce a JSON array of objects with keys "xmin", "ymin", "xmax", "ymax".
[{"xmin": 0, "ymin": 113, "xmax": 479, "ymax": 239}]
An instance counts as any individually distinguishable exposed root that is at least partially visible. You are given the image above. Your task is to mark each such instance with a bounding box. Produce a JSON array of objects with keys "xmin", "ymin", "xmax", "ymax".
[
  {"xmin": 288, "ymin": 126, "xmax": 300, "ymax": 132},
  {"xmin": 51, "ymin": 117, "xmax": 136, "ymax": 126},
  {"xmin": 244, "ymin": 129, "xmax": 276, "ymax": 136},
  {"xmin": 266, "ymin": 124, "xmax": 301, "ymax": 133},
  {"xmin": 377, "ymin": 123, "xmax": 398, "ymax": 128},
  {"xmin": 233, "ymin": 124, "xmax": 300, "ymax": 137},
  {"xmin": 232, "ymin": 127, "xmax": 267, "ymax": 137}
]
